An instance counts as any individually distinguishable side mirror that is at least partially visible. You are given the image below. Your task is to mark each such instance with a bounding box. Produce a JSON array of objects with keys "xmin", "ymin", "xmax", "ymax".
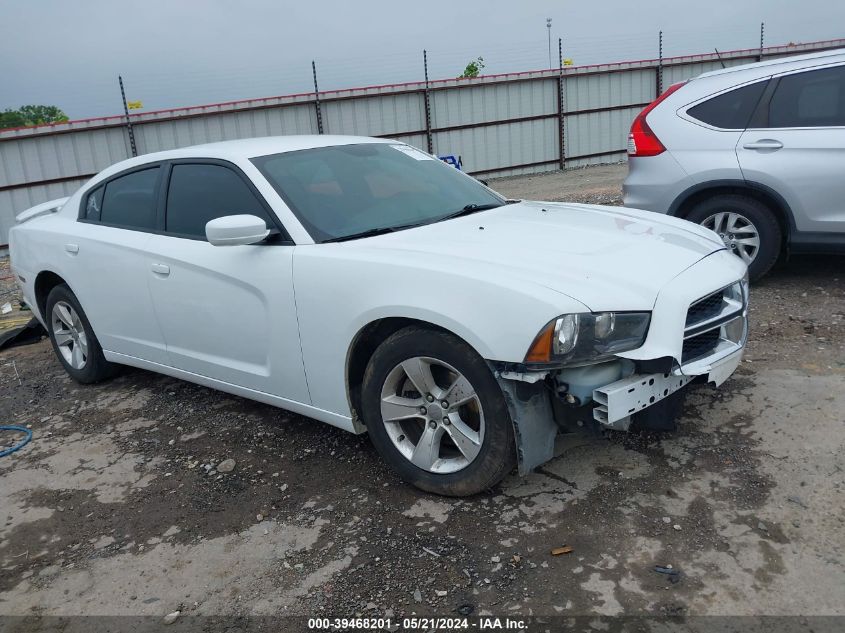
[{"xmin": 205, "ymin": 214, "xmax": 270, "ymax": 246}]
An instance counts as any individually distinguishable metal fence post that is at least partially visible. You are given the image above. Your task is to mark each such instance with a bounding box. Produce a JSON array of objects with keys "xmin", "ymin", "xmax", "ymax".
[
  {"xmin": 312, "ymin": 61, "xmax": 324, "ymax": 134},
  {"xmin": 656, "ymin": 30, "xmax": 664, "ymax": 96},
  {"xmin": 118, "ymin": 75, "xmax": 137, "ymax": 157},
  {"xmin": 557, "ymin": 37, "xmax": 566, "ymax": 171},
  {"xmin": 423, "ymin": 50, "xmax": 434, "ymax": 154},
  {"xmin": 759, "ymin": 22, "xmax": 765, "ymax": 61}
]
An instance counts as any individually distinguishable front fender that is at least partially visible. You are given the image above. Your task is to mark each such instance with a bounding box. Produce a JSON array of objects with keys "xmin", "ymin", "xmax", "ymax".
[{"xmin": 294, "ymin": 247, "xmax": 588, "ymax": 418}]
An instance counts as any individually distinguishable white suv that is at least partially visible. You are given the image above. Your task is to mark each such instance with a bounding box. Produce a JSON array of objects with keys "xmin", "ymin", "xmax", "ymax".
[{"xmin": 623, "ymin": 49, "xmax": 845, "ymax": 280}]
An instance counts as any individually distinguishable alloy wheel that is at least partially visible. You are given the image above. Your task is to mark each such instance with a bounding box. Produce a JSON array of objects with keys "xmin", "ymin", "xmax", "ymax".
[
  {"xmin": 701, "ymin": 211, "xmax": 760, "ymax": 265},
  {"xmin": 51, "ymin": 300, "xmax": 88, "ymax": 370},
  {"xmin": 379, "ymin": 356, "xmax": 485, "ymax": 474}
]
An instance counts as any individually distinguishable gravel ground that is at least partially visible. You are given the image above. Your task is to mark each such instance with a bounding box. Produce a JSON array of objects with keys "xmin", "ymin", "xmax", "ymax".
[
  {"xmin": 493, "ymin": 164, "xmax": 626, "ymax": 206},
  {"xmin": 1, "ymin": 165, "xmax": 843, "ymax": 629}
]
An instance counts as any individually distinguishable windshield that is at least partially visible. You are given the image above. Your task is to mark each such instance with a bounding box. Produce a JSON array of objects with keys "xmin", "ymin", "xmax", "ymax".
[{"xmin": 251, "ymin": 143, "xmax": 504, "ymax": 242}]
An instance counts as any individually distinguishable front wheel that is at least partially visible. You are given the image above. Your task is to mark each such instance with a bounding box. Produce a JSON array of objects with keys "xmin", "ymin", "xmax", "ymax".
[
  {"xmin": 361, "ymin": 326, "xmax": 516, "ymax": 496},
  {"xmin": 684, "ymin": 194, "xmax": 782, "ymax": 281}
]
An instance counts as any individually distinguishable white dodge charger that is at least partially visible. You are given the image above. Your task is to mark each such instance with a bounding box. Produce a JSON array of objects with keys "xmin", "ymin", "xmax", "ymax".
[{"xmin": 9, "ymin": 136, "xmax": 749, "ymax": 495}]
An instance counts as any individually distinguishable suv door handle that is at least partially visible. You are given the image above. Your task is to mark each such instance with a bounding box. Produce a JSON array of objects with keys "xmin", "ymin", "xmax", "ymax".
[
  {"xmin": 151, "ymin": 263, "xmax": 170, "ymax": 276},
  {"xmin": 742, "ymin": 139, "xmax": 783, "ymax": 150},
  {"xmin": 64, "ymin": 243, "xmax": 79, "ymax": 254}
]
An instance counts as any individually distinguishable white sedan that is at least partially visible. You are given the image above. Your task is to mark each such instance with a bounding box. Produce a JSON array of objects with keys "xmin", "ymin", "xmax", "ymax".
[{"xmin": 9, "ymin": 136, "xmax": 749, "ymax": 496}]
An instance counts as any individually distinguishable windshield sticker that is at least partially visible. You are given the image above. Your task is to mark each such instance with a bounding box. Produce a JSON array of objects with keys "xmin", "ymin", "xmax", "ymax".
[{"xmin": 390, "ymin": 144, "xmax": 435, "ymax": 160}]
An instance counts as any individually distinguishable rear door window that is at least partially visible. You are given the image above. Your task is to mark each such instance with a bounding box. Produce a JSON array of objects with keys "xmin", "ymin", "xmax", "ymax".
[
  {"xmin": 165, "ymin": 163, "xmax": 273, "ymax": 239},
  {"xmin": 99, "ymin": 167, "xmax": 161, "ymax": 230},
  {"xmin": 767, "ymin": 65, "xmax": 845, "ymax": 128},
  {"xmin": 687, "ymin": 80, "xmax": 768, "ymax": 129}
]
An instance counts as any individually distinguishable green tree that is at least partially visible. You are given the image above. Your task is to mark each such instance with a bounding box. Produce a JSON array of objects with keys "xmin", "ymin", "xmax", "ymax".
[
  {"xmin": 0, "ymin": 110, "xmax": 26, "ymax": 129},
  {"xmin": 0, "ymin": 105, "xmax": 69, "ymax": 129},
  {"xmin": 458, "ymin": 57, "xmax": 485, "ymax": 79}
]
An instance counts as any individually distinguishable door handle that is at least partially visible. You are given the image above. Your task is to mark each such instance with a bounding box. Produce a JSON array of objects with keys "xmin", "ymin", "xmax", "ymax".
[
  {"xmin": 742, "ymin": 139, "xmax": 783, "ymax": 150},
  {"xmin": 151, "ymin": 263, "xmax": 170, "ymax": 276},
  {"xmin": 64, "ymin": 243, "xmax": 79, "ymax": 254}
]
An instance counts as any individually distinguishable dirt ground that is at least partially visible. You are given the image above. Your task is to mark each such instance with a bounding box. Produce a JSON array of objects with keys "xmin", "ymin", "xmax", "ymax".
[
  {"xmin": 495, "ymin": 164, "xmax": 626, "ymax": 206},
  {"xmin": 1, "ymin": 165, "xmax": 844, "ymax": 629}
]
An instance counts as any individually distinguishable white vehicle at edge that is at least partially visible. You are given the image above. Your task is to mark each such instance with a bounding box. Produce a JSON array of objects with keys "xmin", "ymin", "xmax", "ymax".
[{"xmin": 9, "ymin": 136, "xmax": 749, "ymax": 496}]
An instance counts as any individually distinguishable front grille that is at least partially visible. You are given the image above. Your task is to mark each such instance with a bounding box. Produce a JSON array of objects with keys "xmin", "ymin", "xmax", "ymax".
[
  {"xmin": 682, "ymin": 329, "xmax": 721, "ymax": 363},
  {"xmin": 685, "ymin": 290, "xmax": 724, "ymax": 327},
  {"xmin": 681, "ymin": 282, "xmax": 747, "ymax": 366}
]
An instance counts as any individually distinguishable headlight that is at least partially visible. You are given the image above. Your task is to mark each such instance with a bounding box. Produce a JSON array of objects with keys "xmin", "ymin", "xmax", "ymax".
[{"xmin": 525, "ymin": 312, "xmax": 651, "ymax": 365}]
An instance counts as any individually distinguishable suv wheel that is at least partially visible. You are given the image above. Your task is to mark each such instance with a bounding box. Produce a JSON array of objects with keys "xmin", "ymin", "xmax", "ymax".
[
  {"xmin": 361, "ymin": 326, "xmax": 516, "ymax": 496},
  {"xmin": 685, "ymin": 194, "xmax": 781, "ymax": 281}
]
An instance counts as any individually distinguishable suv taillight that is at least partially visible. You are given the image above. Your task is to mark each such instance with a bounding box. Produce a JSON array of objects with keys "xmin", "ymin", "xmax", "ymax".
[{"xmin": 627, "ymin": 81, "xmax": 686, "ymax": 157}]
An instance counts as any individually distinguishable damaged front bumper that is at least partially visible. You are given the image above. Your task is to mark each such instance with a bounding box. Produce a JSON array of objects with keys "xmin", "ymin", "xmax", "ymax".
[
  {"xmin": 495, "ymin": 343, "xmax": 744, "ymax": 475},
  {"xmin": 593, "ymin": 343, "xmax": 744, "ymax": 431},
  {"xmin": 495, "ymin": 254, "xmax": 749, "ymax": 475}
]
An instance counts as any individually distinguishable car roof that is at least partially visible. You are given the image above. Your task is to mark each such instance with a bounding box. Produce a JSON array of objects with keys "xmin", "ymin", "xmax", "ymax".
[
  {"xmin": 187, "ymin": 134, "xmax": 393, "ymax": 158},
  {"xmin": 92, "ymin": 135, "xmax": 394, "ymax": 182},
  {"xmin": 696, "ymin": 47, "xmax": 845, "ymax": 80}
]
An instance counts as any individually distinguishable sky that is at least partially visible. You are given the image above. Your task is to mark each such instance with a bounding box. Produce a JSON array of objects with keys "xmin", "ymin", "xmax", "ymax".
[{"xmin": 1, "ymin": 0, "xmax": 843, "ymax": 120}]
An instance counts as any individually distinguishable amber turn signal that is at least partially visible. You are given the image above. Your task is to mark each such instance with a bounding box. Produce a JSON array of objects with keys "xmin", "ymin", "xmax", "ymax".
[{"xmin": 524, "ymin": 321, "xmax": 555, "ymax": 363}]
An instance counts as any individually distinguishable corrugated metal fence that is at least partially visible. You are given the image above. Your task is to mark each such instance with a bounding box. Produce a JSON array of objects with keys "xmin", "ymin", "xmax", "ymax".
[{"xmin": 1, "ymin": 38, "xmax": 843, "ymax": 245}]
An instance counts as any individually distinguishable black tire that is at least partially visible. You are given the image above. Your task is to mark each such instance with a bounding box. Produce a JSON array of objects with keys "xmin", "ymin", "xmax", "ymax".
[
  {"xmin": 684, "ymin": 194, "xmax": 782, "ymax": 282},
  {"xmin": 45, "ymin": 284, "xmax": 118, "ymax": 384},
  {"xmin": 361, "ymin": 326, "xmax": 516, "ymax": 496}
]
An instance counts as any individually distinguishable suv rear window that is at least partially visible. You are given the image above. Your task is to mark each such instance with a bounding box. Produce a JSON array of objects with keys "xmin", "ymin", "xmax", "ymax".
[
  {"xmin": 687, "ymin": 81, "xmax": 767, "ymax": 129},
  {"xmin": 767, "ymin": 65, "xmax": 845, "ymax": 128}
]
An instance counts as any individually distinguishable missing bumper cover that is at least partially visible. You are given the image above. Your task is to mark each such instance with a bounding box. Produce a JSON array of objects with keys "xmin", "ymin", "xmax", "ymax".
[{"xmin": 593, "ymin": 371, "xmax": 693, "ymax": 431}]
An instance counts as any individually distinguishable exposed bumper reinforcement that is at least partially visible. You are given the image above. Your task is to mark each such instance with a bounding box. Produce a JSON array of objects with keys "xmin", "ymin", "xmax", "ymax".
[
  {"xmin": 593, "ymin": 372, "xmax": 693, "ymax": 431},
  {"xmin": 593, "ymin": 346, "xmax": 744, "ymax": 430}
]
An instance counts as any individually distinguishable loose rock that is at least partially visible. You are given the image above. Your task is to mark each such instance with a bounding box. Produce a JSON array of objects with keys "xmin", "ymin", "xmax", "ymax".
[
  {"xmin": 217, "ymin": 459, "xmax": 236, "ymax": 473},
  {"xmin": 163, "ymin": 611, "xmax": 180, "ymax": 625}
]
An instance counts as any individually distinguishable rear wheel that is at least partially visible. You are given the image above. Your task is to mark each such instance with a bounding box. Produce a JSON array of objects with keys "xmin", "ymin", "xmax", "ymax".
[
  {"xmin": 45, "ymin": 284, "xmax": 118, "ymax": 383},
  {"xmin": 684, "ymin": 194, "xmax": 782, "ymax": 282},
  {"xmin": 361, "ymin": 326, "xmax": 516, "ymax": 496}
]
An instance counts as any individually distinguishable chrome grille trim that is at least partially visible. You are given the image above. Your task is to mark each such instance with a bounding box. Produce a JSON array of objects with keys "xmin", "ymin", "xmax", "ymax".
[
  {"xmin": 681, "ymin": 281, "xmax": 748, "ymax": 367},
  {"xmin": 684, "ymin": 297, "xmax": 744, "ymax": 339}
]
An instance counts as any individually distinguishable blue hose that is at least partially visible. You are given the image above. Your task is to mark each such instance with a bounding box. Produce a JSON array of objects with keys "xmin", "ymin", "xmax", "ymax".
[{"xmin": 0, "ymin": 425, "xmax": 32, "ymax": 458}]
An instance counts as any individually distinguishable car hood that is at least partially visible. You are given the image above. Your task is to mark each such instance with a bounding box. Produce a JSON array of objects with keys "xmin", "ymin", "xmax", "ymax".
[{"xmin": 347, "ymin": 201, "xmax": 726, "ymax": 311}]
